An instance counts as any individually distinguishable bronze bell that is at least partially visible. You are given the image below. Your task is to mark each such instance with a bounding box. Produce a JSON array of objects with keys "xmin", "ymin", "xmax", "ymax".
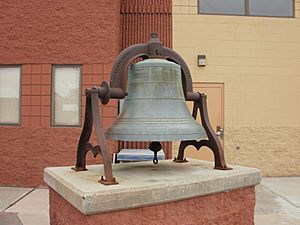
[{"xmin": 106, "ymin": 59, "xmax": 207, "ymax": 142}]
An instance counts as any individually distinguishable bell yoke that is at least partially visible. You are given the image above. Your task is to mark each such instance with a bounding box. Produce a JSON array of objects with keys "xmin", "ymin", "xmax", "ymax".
[{"xmin": 72, "ymin": 33, "xmax": 231, "ymax": 185}]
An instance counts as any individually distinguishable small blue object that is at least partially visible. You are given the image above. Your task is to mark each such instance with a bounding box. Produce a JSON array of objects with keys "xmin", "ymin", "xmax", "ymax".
[{"xmin": 117, "ymin": 149, "xmax": 165, "ymax": 162}]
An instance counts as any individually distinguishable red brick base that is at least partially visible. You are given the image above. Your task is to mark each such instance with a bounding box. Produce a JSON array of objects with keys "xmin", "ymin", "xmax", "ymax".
[{"xmin": 49, "ymin": 186, "xmax": 255, "ymax": 225}]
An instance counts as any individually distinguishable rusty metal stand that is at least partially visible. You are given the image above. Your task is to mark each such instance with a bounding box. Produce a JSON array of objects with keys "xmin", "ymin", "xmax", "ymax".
[
  {"xmin": 72, "ymin": 88, "xmax": 118, "ymax": 185},
  {"xmin": 72, "ymin": 33, "xmax": 231, "ymax": 186},
  {"xmin": 174, "ymin": 93, "xmax": 232, "ymax": 170}
]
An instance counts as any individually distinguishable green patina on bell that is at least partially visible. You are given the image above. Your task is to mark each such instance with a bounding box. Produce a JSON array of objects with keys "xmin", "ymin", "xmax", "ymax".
[{"xmin": 105, "ymin": 59, "xmax": 207, "ymax": 141}]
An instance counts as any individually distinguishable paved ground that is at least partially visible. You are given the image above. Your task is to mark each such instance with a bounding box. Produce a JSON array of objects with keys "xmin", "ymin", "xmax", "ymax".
[
  {"xmin": 0, "ymin": 177, "xmax": 299, "ymax": 225},
  {"xmin": 255, "ymin": 177, "xmax": 300, "ymax": 225},
  {"xmin": 0, "ymin": 187, "xmax": 49, "ymax": 225}
]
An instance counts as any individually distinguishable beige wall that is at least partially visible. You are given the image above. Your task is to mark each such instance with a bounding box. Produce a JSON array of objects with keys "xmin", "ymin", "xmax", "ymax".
[{"xmin": 173, "ymin": 0, "xmax": 300, "ymax": 176}]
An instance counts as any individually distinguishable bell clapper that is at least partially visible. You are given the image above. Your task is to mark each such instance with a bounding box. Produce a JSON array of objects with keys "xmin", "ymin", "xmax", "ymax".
[
  {"xmin": 149, "ymin": 142, "xmax": 162, "ymax": 165},
  {"xmin": 153, "ymin": 152, "xmax": 158, "ymax": 164}
]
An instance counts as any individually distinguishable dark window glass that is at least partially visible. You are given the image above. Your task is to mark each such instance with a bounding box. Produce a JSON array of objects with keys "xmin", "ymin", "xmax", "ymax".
[
  {"xmin": 199, "ymin": 0, "xmax": 294, "ymax": 17},
  {"xmin": 200, "ymin": 0, "xmax": 245, "ymax": 15},
  {"xmin": 249, "ymin": 0, "xmax": 293, "ymax": 17}
]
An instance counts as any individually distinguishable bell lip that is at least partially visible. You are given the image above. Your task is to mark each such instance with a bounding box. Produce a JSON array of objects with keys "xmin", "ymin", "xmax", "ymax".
[{"xmin": 105, "ymin": 133, "xmax": 208, "ymax": 142}]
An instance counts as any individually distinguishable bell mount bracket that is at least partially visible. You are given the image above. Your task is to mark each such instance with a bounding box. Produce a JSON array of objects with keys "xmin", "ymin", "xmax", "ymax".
[
  {"xmin": 173, "ymin": 92, "xmax": 232, "ymax": 170},
  {"xmin": 73, "ymin": 33, "xmax": 230, "ymax": 185}
]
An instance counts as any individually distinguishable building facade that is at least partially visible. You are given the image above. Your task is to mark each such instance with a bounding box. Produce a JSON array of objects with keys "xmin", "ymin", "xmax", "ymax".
[
  {"xmin": 0, "ymin": 0, "xmax": 172, "ymax": 187},
  {"xmin": 173, "ymin": 0, "xmax": 300, "ymax": 176}
]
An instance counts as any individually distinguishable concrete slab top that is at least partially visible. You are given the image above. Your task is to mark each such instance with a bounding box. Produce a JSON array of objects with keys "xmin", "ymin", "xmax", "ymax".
[{"xmin": 44, "ymin": 159, "xmax": 261, "ymax": 215}]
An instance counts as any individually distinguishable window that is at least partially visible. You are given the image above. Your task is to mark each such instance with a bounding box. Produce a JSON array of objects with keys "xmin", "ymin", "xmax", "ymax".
[
  {"xmin": 52, "ymin": 65, "xmax": 81, "ymax": 126},
  {"xmin": 249, "ymin": 0, "xmax": 293, "ymax": 17},
  {"xmin": 199, "ymin": 0, "xmax": 294, "ymax": 17},
  {"xmin": 200, "ymin": 0, "xmax": 245, "ymax": 15},
  {"xmin": 0, "ymin": 66, "xmax": 21, "ymax": 125}
]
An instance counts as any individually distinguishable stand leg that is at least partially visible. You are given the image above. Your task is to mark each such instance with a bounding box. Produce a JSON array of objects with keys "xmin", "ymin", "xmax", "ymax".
[
  {"xmin": 198, "ymin": 94, "xmax": 231, "ymax": 170},
  {"xmin": 72, "ymin": 94, "xmax": 93, "ymax": 171},
  {"xmin": 72, "ymin": 90, "xmax": 118, "ymax": 185},
  {"xmin": 90, "ymin": 92, "xmax": 118, "ymax": 185},
  {"xmin": 174, "ymin": 93, "xmax": 231, "ymax": 170}
]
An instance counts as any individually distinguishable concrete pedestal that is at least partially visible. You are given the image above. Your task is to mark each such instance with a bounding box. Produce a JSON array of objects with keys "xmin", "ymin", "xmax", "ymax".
[{"xmin": 44, "ymin": 159, "xmax": 260, "ymax": 225}]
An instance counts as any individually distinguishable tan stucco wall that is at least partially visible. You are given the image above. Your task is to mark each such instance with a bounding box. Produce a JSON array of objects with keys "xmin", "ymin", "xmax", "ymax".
[{"xmin": 172, "ymin": 0, "xmax": 300, "ymax": 176}]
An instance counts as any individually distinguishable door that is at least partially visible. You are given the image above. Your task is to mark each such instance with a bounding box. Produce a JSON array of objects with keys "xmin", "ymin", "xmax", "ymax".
[{"xmin": 184, "ymin": 83, "xmax": 224, "ymax": 161}]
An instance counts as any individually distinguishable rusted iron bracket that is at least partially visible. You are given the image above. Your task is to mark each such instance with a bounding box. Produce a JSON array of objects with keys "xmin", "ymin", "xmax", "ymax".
[
  {"xmin": 174, "ymin": 93, "xmax": 232, "ymax": 170},
  {"xmin": 72, "ymin": 93, "xmax": 93, "ymax": 171},
  {"xmin": 109, "ymin": 32, "xmax": 198, "ymax": 101},
  {"xmin": 72, "ymin": 87, "xmax": 118, "ymax": 185}
]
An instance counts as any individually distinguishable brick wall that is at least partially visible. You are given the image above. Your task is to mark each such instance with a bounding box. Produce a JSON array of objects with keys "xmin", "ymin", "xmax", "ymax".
[
  {"xmin": 21, "ymin": 64, "xmax": 51, "ymax": 127},
  {"xmin": 81, "ymin": 63, "xmax": 118, "ymax": 130},
  {"xmin": 20, "ymin": 63, "xmax": 117, "ymax": 129},
  {"xmin": 49, "ymin": 186, "xmax": 256, "ymax": 225},
  {"xmin": 0, "ymin": 0, "xmax": 120, "ymax": 64},
  {"xmin": 0, "ymin": 0, "xmax": 120, "ymax": 187},
  {"xmin": 0, "ymin": 0, "xmax": 176, "ymax": 187},
  {"xmin": 0, "ymin": 63, "xmax": 119, "ymax": 187},
  {"xmin": 120, "ymin": 0, "xmax": 172, "ymax": 48}
]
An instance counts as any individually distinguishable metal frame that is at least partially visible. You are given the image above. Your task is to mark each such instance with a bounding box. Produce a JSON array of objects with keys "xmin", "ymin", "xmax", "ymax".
[
  {"xmin": 51, "ymin": 65, "xmax": 82, "ymax": 127},
  {"xmin": 174, "ymin": 93, "xmax": 231, "ymax": 170},
  {"xmin": 198, "ymin": 0, "xmax": 295, "ymax": 18},
  {"xmin": 0, "ymin": 65, "xmax": 22, "ymax": 126},
  {"xmin": 73, "ymin": 33, "xmax": 231, "ymax": 185}
]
